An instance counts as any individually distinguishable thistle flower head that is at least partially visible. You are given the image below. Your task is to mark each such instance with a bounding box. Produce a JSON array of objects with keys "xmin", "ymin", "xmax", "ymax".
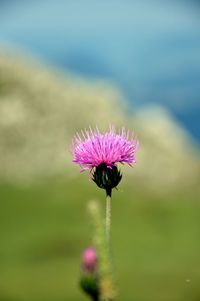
[
  {"xmin": 71, "ymin": 126, "xmax": 139, "ymax": 193},
  {"xmin": 82, "ymin": 247, "xmax": 98, "ymax": 272},
  {"xmin": 72, "ymin": 126, "xmax": 138, "ymax": 170},
  {"xmin": 80, "ymin": 247, "xmax": 99, "ymax": 300}
]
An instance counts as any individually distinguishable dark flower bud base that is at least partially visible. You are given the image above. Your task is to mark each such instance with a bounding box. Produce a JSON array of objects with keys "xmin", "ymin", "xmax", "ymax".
[
  {"xmin": 80, "ymin": 274, "xmax": 99, "ymax": 301},
  {"xmin": 92, "ymin": 163, "xmax": 122, "ymax": 196}
]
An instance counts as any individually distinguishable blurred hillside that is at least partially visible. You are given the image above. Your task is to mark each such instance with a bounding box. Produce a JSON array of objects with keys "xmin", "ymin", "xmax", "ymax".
[{"xmin": 0, "ymin": 52, "xmax": 200, "ymax": 192}]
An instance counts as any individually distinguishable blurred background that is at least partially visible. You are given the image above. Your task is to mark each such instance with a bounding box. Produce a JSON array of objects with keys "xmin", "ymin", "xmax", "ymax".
[{"xmin": 0, "ymin": 1, "xmax": 200, "ymax": 300}]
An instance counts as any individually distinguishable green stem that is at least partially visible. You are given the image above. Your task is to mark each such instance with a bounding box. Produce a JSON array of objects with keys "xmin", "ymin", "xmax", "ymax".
[{"xmin": 105, "ymin": 188, "xmax": 112, "ymax": 253}]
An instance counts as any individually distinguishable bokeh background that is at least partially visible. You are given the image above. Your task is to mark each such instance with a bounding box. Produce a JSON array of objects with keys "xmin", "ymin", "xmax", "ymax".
[{"xmin": 0, "ymin": 1, "xmax": 200, "ymax": 301}]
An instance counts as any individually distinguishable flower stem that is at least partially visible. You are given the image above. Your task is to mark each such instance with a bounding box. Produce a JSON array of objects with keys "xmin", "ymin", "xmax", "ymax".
[
  {"xmin": 88, "ymin": 199, "xmax": 116, "ymax": 301},
  {"xmin": 105, "ymin": 188, "xmax": 112, "ymax": 253}
]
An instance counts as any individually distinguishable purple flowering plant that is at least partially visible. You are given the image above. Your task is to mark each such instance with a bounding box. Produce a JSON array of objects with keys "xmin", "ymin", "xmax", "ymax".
[
  {"xmin": 72, "ymin": 126, "xmax": 138, "ymax": 171},
  {"xmin": 71, "ymin": 126, "xmax": 139, "ymax": 300},
  {"xmin": 80, "ymin": 247, "xmax": 99, "ymax": 301}
]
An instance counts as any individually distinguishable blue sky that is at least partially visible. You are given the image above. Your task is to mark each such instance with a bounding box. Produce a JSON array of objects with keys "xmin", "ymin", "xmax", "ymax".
[{"xmin": 0, "ymin": 0, "xmax": 200, "ymax": 141}]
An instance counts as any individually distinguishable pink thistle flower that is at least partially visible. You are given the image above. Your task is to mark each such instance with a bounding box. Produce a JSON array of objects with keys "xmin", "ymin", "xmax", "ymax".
[
  {"xmin": 82, "ymin": 247, "xmax": 98, "ymax": 272},
  {"xmin": 71, "ymin": 126, "xmax": 139, "ymax": 194},
  {"xmin": 72, "ymin": 126, "xmax": 139, "ymax": 171}
]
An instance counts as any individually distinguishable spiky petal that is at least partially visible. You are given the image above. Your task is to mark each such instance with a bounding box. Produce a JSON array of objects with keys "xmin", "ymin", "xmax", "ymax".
[{"xmin": 72, "ymin": 126, "xmax": 139, "ymax": 171}]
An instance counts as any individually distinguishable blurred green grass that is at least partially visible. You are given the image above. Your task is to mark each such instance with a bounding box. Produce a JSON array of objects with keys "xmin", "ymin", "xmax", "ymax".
[{"xmin": 1, "ymin": 175, "xmax": 200, "ymax": 301}]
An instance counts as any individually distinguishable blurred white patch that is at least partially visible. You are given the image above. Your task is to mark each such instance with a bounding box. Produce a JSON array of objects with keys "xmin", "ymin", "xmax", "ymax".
[{"xmin": 0, "ymin": 98, "xmax": 28, "ymax": 126}]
